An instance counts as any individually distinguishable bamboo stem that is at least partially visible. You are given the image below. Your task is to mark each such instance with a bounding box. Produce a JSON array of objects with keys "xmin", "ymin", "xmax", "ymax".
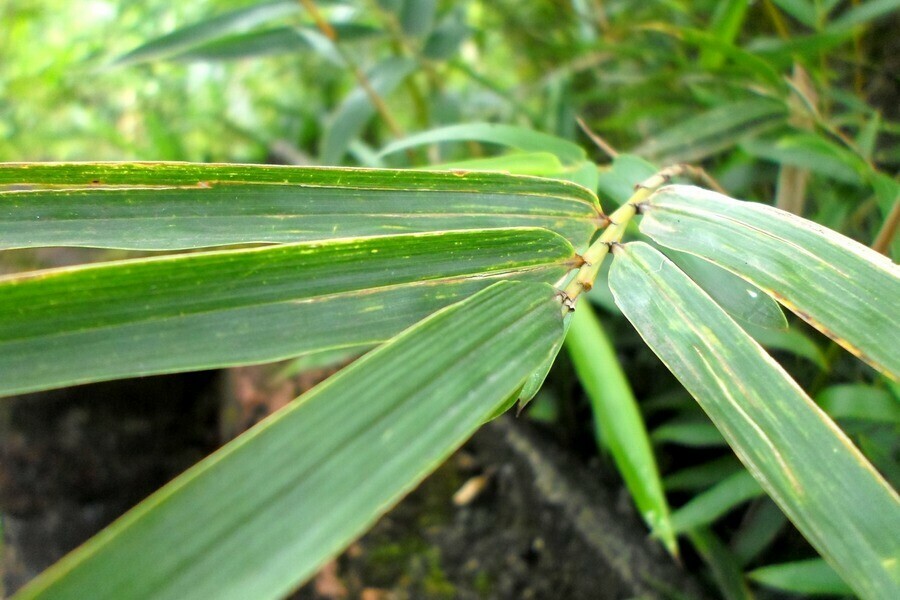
[{"xmin": 560, "ymin": 165, "xmax": 694, "ymax": 313}]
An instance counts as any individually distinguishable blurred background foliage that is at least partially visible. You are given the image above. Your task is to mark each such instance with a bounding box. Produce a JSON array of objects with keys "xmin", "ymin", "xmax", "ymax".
[{"xmin": 2, "ymin": 0, "xmax": 898, "ymax": 598}]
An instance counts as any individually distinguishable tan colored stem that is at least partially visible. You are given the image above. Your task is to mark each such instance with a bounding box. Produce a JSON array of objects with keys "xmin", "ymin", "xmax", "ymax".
[
  {"xmin": 873, "ymin": 199, "xmax": 900, "ymax": 256},
  {"xmin": 560, "ymin": 165, "xmax": 695, "ymax": 313},
  {"xmin": 298, "ymin": 0, "xmax": 406, "ymax": 141}
]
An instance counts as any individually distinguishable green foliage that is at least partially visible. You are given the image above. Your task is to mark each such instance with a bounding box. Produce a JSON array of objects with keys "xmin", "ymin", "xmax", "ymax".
[{"xmin": 2, "ymin": 1, "xmax": 899, "ymax": 598}]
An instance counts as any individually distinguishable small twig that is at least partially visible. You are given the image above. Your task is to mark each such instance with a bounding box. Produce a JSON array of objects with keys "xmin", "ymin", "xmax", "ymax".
[
  {"xmin": 298, "ymin": 0, "xmax": 406, "ymax": 141},
  {"xmin": 872, "ymin": 199, "xmax": 900, "ymax": 256},
  {"xmin": 576, "ymin": 116, "xmax": 618, "ymax": 159},
  {"xmin": 558, "ymin": 164, "xmax": 730, "ymax": 314}
]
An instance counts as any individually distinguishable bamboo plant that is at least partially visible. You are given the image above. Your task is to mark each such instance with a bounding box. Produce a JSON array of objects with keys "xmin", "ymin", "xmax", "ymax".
[{"xmin": 1, "ymin": 157, "xmax": 898, "ymax": 600}]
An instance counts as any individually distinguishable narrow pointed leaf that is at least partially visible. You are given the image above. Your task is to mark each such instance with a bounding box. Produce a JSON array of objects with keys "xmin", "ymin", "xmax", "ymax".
[
  {"xmin": 640, "ymin": 185, "xmax": 900, "ymax": 378},
  {"xmin": 172, "ymin": 24, "xmax": 380, "ymax": 62},
  {"xmin": 15, "ymin": 280, "xmax": 566, "ymax": 600},
  {"xmin": 688, "ymin": 529, "xmax": 755, "ymax": 600},
  {"xmin": 749, "ymin": 559, "xmax": 853, "ymax": 595},
  {"xmin": 0, "ymin": 228, "xmax": 575, "ymax": 397},
  {"xmin": 633, "ymin": 99, "xmax": 786, "ymax": 163},
  {"xmin": 566, "ymin": 302, "xmax": 677, "ymax": 555},
  {"xmin": 0, "ymin": 163, "xmax": 602, "ymax": 250},
  {"xmin": 113, "ymin": 0, "xmax": 304, "ymax": 66},
  {"xmin": 378, "ymin": 123, "xmax": 588, "ymax": 165},
  {"xmin": 609, "ymin": 242, "xmax": 900, "ymax": 599},
  {"xmin": 670, "ymin": 470, "xmax": 763, "ymax": 533}
]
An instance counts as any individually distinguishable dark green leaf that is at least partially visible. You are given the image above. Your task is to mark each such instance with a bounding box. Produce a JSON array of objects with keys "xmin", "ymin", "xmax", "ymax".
[
  {"xmin": 816, "ymin": 384, "xmax": 900, "ymax": 423},
  {"xmin": 671, "ymin": 471, "xmax": 763, "ymax": 533},
  {"xmin": 15, "ymin": 280, "xmax": 565, "ymax": 600},
  {"xmin": 0, "ymin": 229, "xmax": 575, "ymax": 397},
  {"xmin": 0, "ymin": 163, "xmax": 602, "ymax": 251},
  {"xmin": 749, "ymin": 559, "xmax": 853, "ymax": 595}
]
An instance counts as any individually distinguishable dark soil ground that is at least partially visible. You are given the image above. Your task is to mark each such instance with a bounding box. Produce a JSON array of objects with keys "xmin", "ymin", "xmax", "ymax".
[{"xmin": 1, "ymin": 365, "xmax": 710, "ymax": 599}]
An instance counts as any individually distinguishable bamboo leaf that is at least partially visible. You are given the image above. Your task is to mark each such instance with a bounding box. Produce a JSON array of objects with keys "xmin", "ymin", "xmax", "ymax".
[
  {"xmin": 749, "ymin": 559, "xmax": 853, "ymax": 596},
  {"xmin": 671, "ymin": 471, "xmax": 763, "ymax": 533},
  {"xmin": 816, "ymin": 384, "xmax": 900, "ymax": 423},
  {"xmin": 688, "ymin": 528, "xmax": 755, "ymax": 600},
  {"xmin": 0, "ymin": 162, "xmax": 602, "ymax": 251},
  {"xmin": 596, "ymin": 154, "xmax": 657, "ymax": 207},
  {"xmin": 608, "ymin": 242, "xmax": 900, "ymax": 599},
  {"xmin": 741, "ymin": 133, "xmax": 869, "ymax": 185},
  {"xmin": 652, "ymin": 419, "xmax": 727, "ymax": 447},
  {"xmin": 639, "ymin": 185, "xmax": 900, "ymax": 378},
  {"xmin": 665, "ymin": 250, "xmax": 787, "ymax": 332},
  {"xmin": 566, "ymin": 302, "xmax": 677, "ymax": 555},
  {"xmin": 15, "ymin": 280, "xmax": 566, "ymax": 600},
  {"xmin": 378, "ymin": 122, "xmax": 588, "ymax": 165},
  {"xmin": 828, "ymin": 0, "xmax": 900, "ymax": 31},
  {"xmin": 0, "ymin": 228, "xmax": 575, "ymax": 397},
  {"xmin": 171, "ymin": 24, "xmax": 380, "ymax": 62},
  {"xmin": 633, "ymin": 99, "xmax": 787, "ymax": 163},
  {"xmin": 113, "ymin": 0, "xmax": 305, "ymax": 66}
]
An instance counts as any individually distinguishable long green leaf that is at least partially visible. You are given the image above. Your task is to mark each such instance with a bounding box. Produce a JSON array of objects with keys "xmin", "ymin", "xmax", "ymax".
[
  {"xmin": 670, "ymin": 471, "xmax": 763, "ymax": 533},
  {"xmin": 15, "ymin": 280, "xmax": 566, "ymax": 600},
  {"xmin": 378, "ymin": 122, "xmax": 588, "ymax": 165},
  {"xmin": 688, "ymin": 528, "xmax": 755, "ymax": 600},
  {"xmin": 609, "ymin": 242, "xmax": 900, "ymax": 599},
  {"xmin": 113, "ymin": 0, "xmax": 305, "ymax": 66},
  {"xmin": 639, "ymin": 185, "xmax": 900, "ymax": 378},
  {"xmin": 0, "ymin": 162, "xmax": 602, "ymax": 250},
  {"xmin": 566, "ymin": 302, "xmax": 677, "ymax": 555},
  {"xmin": 633, "ymin": 99, "xmax": 786, "ymax": 163},
  {"xmin": 172, "ymin": 24, "xmax": 380, "ymax": 62},
  {"xmin": 0, "ymin": 228, "xmax": 575, "ymax": 397},
  {"xmin": 749, "ymin": 559, "xmax": 853, "ymax": 595}
]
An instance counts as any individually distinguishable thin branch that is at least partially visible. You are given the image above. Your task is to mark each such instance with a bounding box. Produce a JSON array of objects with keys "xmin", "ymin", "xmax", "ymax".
[
  {"xmin": 872, "ymin": 199, "xmax": 900, "ymax": 256},
  {"xmin": 576, "ymin": 116, "xmax": 618, "ymax": 159},
  {"xmin": 298, "ymin": 0, "xmax": 406, "ymax": 141}
]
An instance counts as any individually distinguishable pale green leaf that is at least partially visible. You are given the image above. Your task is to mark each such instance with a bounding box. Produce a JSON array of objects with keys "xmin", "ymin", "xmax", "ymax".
[
  {"xmin": 113, "ymin": 0, "xmax": 305, "ymax": 66},
  {"xmin": 15, "ymin": 280, "xmax": 566, "ymax": 600},
  {"xmin": 664, "ymin": 456, "xmax": 743, "ymax": 492},
  {"xmin": 640, "ymin": 185, "xmax": 900, "ymax": 378},
  {"xmin": 609, "ymin": 241, "xmax": 900, "ymax": 599},
  {"xmin": 634, "ymin": 99, "xmax": 787, "ymax": 163},
  {"xmin": 652, "ymin": 418, "xmax": 727, "ymax": 447},
  {"xmin": 749, "ymin": 559, "xmax": 853, "ymax": 596},
  {"xmin": 0, "ymin": 163, "xmax": 602, "ymax": 251},
  {"xmin": 741, "ymin": 133, "xmax": 869, "ymax": 185},
  {"xmin": 172, "ymin": 24, "xmax": 379, "ymax": 62},
  {"xmin": 0, "ymin": 229, "xmax": 575, "ymax": 397},
  {"xmin": 431, "ymin": 151, "xmax": 565, "ymax": 175},
  {"xmin": 378, "ymin": 123, "xmax": 588, "ymax": 165},
  {"xmin": 566, "ymin": 302, "xmax": 676, "ymax": 555}
]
